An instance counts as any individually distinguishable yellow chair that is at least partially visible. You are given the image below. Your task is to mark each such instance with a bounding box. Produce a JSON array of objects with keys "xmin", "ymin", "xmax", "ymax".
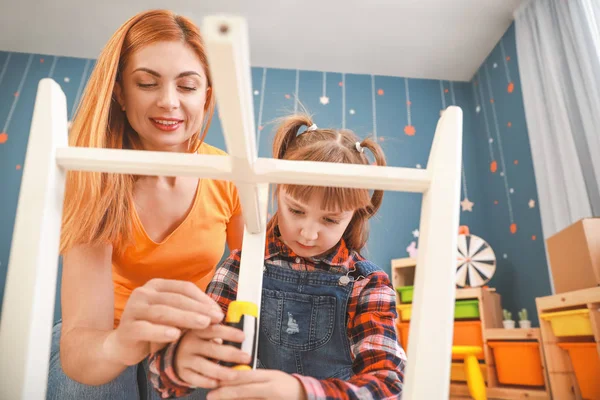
[{"xmin": 452, "ymin": 346, "xmax": 487, "ymax": 400}]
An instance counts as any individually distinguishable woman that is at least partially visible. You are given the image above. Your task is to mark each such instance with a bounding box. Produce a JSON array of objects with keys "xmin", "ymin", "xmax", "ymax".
[{"xmin": 46, "ymin": 9, "xmax": 251, "ymax": 399}]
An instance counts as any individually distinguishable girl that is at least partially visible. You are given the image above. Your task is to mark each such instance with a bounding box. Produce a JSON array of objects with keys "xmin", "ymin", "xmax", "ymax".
[{"xmin": 148, "ymin": 114, "xmax": 407, "ymax": 399}]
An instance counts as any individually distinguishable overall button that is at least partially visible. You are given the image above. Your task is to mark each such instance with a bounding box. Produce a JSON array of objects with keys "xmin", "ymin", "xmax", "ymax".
[
  {"xmin": 338, "ymin": 275, "xmax": 351, "ymax": 286},
  {"xmin": 295, "ymin": 257, "xmax": 302, "ymax": 264}
]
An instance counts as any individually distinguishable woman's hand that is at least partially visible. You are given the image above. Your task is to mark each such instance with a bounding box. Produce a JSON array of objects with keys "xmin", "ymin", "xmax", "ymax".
[
  {"xmin": 174, "ymin": 324, "xmax": 252, "ymax": 388},
  {"xmin": 206, "ymin": 370, "xmax": 307, "ymax": 400},
  {"xmin": 104, "ymin": 278, "xmax": 225, "ymax": 366}
]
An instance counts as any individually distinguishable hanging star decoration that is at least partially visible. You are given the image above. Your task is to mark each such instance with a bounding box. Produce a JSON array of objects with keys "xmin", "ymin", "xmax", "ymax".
[
  {"xmin": 412, "ymin": 229, "xmax": 419, "ymax": 238},
  {"xmin": 406, "ymin": 241, "xmax": 418, "ymax": 258},
  {"xmin": 461, "ymin": 198, "xmax": 474, "ymax": 212},
  {"xmin": 319, "ymin": 96, "xmax": 329, "ymax": 105},
  {"xmin": 528, "ymin": 199, "xmax": 536, "ymax": 208}
]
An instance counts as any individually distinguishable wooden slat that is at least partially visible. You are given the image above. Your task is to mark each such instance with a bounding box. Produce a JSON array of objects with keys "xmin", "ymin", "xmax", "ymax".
[
  {"xmin": 0, "ymin": 78, "xmax": 68, "ymax": 400},
  {"xmin": 536, "ymin": 286, "xmax": 600, "ymax": 310},
  {"xmin": 455, "ymin": 287, "xmax": 482, "ymax": 300},
  {"xmin": 450, "ymin": 382, "xmax": 549, "ymax": 400},
  {"xmin": 56, "ymin": 147, "xmax": 233, "ymax": 179},
  {"xmin": 536, "ymin": 293, "xmax": 582, "ymax": 400},
  {"xmin": 481, "ymin": 290, "xmax": 503, "ymax": 329},
  {"xmin": 401, "ymin": 105, "xmax": 463, "ymax": 400},
  {"xmin": 485, "ymin": 328, "xmax": 540, "ymax": 341},
  {"xmin": 254, "ymin": 157, "xmax": 432, "ymax": 193},
  {"xmin": 484, "ymin": 344, "xmax": 496, "ymax": 367},
  {"xmin": 587, "ymin": 302, "xmax": 600, "ymax": 342},
  {"xmin": 486, "ymin": 386, "xmax": 549, "ymax": 400},
  {"xmin": 391, "ymin": 257, "xmax": 417, "ymax": 268},
  {"xmin": 486, "ymin": 363, "xmax": 499, "ymax": 388},
  {"xmin": 537, "ymin": 333, "xmax": 551, "ymax": 396},
  {"xmin": 202, "ymin": 16, "xmax": 262, "ymax": 233},
  {"xmin": 449, "ymin": 383, "xmax": 471, "ymax": 398},
  {"xmin": 547, "ymin": 372, "xmax": 579, "ymax": 400},
  {"xmin": 541, "ymin": 339, "xmax": 573, "ymax": 373}
]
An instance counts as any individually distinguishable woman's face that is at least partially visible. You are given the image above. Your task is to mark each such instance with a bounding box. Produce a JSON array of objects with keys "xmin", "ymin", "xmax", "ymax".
[{"xmin": 114, "ymin": 40, "xmax": 209, "ymax": 152}]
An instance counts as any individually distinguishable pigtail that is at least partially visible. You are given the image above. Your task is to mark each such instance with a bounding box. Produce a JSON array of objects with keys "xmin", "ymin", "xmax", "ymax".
[
  {"xmin": 358, "ymin": 138, "xmax": 387, "ymax": 217},
  {"xmin": 271, "ymin": 114, "xmax": 314, "ymax": 160}
]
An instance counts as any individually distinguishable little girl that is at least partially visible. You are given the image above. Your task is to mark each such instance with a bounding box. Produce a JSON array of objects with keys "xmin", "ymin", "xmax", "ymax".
[{"xmin": 148, "ymin": 114, "xmax": 407, "ymax": 399}]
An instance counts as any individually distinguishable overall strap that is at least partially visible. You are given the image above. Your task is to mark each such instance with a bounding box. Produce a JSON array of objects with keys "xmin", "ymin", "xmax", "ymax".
[{"xmin": 352, "ymin": 260, "xmax": 383, "ymax": 278}]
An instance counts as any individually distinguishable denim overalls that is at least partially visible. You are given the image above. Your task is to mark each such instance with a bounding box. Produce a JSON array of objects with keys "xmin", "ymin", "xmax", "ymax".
[{"xmin": 256, "ymin": 259, "xmax": 381, "ymax": 380}]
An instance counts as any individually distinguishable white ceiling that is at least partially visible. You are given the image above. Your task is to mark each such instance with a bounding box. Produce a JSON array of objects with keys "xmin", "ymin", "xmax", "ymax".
[{"xmin": 0, "ymin": 0, "xmax": 524, "ymax": 82}]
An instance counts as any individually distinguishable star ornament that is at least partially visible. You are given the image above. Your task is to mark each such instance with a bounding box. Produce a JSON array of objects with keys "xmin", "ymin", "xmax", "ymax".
[
  {"xmin": 461, "ymin": 198, "xmax": 474, "ymax": 212},
  {"xmin": 319, "ymin": 96, "xmax": 329, "ymax": 105}
]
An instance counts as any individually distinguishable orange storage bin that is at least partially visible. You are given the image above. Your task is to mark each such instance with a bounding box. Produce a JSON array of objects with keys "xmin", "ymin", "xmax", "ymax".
[
  {"xmin": 558, "ymin": 342, "xmax": 600, "ymax": 399},
  {"xmin": 452, "ymin": 321, "xmax": 484, "ymax": 360},
  {"xmin": 396, "ymin": 321, "xmax": 410, "ymax": 353},
  {"xmin": 488, "ymin": 342, "xmax": 545, "ymax": 387}
]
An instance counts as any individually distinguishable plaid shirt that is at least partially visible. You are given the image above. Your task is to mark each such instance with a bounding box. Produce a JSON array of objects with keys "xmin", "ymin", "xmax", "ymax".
[{"xmin": 148, "ymin": 228, "xmax": 406, "ymax": 399}]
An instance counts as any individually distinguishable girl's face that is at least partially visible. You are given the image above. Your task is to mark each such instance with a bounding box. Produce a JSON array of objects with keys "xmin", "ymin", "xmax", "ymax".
[
  {"xmin": 277, "ymin": 190, "xmax": 355, "ymax": 258},
  {"xmin": 114, "ymin": 40, "xmax": 209, "ymax": 152}
]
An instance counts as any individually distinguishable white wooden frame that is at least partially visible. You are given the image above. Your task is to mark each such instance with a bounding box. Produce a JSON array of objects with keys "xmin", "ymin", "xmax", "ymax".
[{"xmin": 0, "ymin": 15, "xmax": 462, "ymax": 400}]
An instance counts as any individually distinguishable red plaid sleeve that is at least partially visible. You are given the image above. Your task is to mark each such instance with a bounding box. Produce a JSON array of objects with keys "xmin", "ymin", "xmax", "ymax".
[
  {"xmin": 293, "ymin": 271, "xmax": 406, "ymax": 399},
  {"xmin": 147, "ymin": 251, "xmax": 242, "ymax": 399}
]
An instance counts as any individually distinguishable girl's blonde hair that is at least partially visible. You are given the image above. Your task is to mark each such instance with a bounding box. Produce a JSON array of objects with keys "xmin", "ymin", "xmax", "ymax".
[
  {"xmin": 267, "ymin": 114, "xmax": 387, "ymax": 252},
  {"xmin": 60, "ymin": 9, "xmax": 215, "ymax": 255}
]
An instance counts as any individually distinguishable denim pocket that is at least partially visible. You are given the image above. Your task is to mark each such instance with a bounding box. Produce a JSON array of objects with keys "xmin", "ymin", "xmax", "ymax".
[{"xmin": 261, "ymin": 289, "xmax": 336, "ymax": 351}]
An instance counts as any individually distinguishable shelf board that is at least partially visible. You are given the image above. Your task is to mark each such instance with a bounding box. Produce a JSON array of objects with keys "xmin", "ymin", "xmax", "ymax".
[
  {"xmin": 485, "ymin": 328, "xmax": 541, "ymax": 341},
  {"xmin": 455, "ymin": 287, "xmax": 483, "ymax": 300},
  {"xmin": 450, "ymin": 382, "xmax": 549, "ymax": 399},
  {"xmin": 536, "ymin": 286, "xmax": 600, "ymax": 310},
  {"xmin": 391, "ymin": 257, "xmax": 416, "ymax": 269}
]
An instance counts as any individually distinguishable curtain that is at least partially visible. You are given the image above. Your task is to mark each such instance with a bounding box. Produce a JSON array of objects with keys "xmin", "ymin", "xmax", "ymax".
[{"xmin": 514, "ymin": 0, "xmax": 600, "ymax": 238}]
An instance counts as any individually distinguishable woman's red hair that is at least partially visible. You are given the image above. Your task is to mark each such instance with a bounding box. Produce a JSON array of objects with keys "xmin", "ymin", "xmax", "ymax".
[{"xmin": 60, "ymin": 9, "xmax": 215, "ymax": 254}]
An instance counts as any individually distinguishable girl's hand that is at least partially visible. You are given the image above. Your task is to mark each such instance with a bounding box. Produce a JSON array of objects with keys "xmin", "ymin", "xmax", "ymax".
[
  {"xmin": 174, "ymin": 324, "xmax": 252, "ymax": 388},
  {"xmin": 104, "ymin": 278, "xmax": 225, "ymax": 366},
  {"xmin": 206, "ymin": 370, "xmax": 306, "ymax": 400}
]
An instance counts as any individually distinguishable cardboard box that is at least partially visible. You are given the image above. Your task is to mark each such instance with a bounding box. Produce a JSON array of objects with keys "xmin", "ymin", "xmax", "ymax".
[{"xmin": 546, "ymin": 218, "xmax": 600, "ymax": 294}]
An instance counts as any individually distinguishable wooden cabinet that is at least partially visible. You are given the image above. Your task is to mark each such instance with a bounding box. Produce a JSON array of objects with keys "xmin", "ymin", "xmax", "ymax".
[
  {"xmin": 392, "ymin": 257, "xmax": 550, "ymax": 399},
  {"xmin": 536, "ymin": 287, "xmax": 600, "ymax": 400}
]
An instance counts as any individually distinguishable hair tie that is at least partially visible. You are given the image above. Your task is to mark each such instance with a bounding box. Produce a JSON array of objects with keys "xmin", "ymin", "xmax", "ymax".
[
  {"xmin": 307, "ymin": 124, "xmax": 318, "ymax": 131},
  {"xmin": 355, "ymin": 142, "xmax": 364, "ymax": 153}
]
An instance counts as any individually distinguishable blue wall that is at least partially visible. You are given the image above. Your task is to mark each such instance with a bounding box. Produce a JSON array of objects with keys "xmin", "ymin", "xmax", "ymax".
[
  {"xmin": 468, "ymin": 23, "xmax": 552, "ymax": 325},
  {"xmin": 0, "ymin": 23, "xmax": 550, "ymax": 325}
]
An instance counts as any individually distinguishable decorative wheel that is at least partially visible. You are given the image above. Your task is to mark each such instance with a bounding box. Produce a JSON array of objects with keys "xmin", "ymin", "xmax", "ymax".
[{"xmin": 456, "ymin": 233, "xmax": 496, "ymax": 288}]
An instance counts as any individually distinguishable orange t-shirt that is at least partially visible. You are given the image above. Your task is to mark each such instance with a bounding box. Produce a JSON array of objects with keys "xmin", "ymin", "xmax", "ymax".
[{"xmin": 111, "ymin": 143, "xmax": 242, "ymax": 327}]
